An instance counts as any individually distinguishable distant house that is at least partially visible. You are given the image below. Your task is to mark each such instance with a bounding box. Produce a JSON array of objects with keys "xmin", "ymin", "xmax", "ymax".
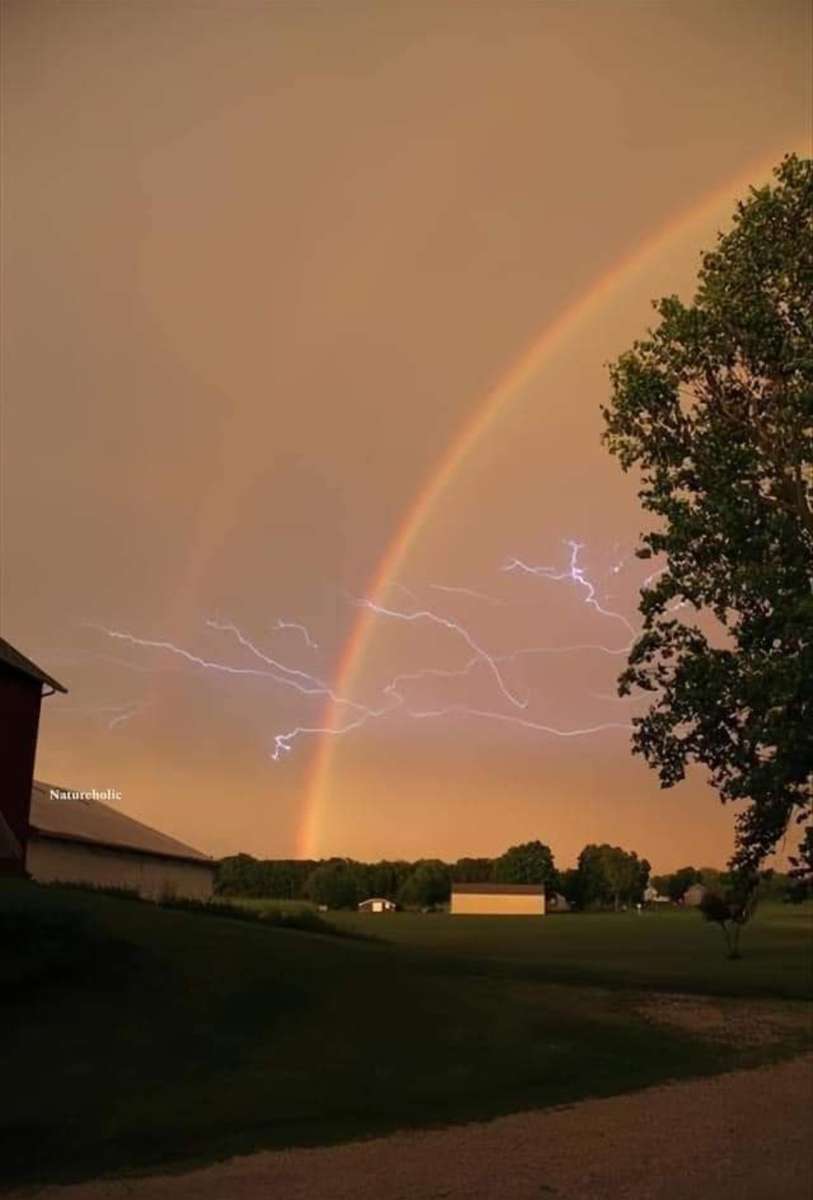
[
  {"xmin": 644, "ymin": 885, "xmax": 671, "ymax": 904},
  {"xmin": 0, "ymin": 638, "xmax": 67, "ymax": 875},
  {"xmin": 683, "ymin": 882, "xmax": 708, "ymax": 907},
  {"xmin": 546, "ymin": 891, "xmax": 571, "ymax": 913},
  {"xmin": 357, "ymin": 897, "xmax": 397, "ymax": 913},
  {"xmin": 27, "ymin": 781, "xmax": 216, "ymax": 901},
  {"xmin": 451, "ymin": 882, "xmax": 546, "ymax": 916}
]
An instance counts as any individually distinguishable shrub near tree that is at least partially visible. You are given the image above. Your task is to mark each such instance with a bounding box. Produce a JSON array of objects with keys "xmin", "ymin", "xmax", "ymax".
[{"xmin": 700, "ymin": 873, "xmax": 762, "ymax": 960}]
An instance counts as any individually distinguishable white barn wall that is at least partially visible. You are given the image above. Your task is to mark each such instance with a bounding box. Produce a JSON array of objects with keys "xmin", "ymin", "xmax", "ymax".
[
  {"xmin": 27, "ymin": 836, "xmax": 215, "ymax": 901},
  {"xmin": 451, "ymin": 891, "xmax": 546, "ymax": 915}
]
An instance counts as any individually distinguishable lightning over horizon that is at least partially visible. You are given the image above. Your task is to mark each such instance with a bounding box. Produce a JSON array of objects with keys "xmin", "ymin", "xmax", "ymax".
[{"xmin": 80, "ymin": 535, "xmax": 664, "ymax": 763}]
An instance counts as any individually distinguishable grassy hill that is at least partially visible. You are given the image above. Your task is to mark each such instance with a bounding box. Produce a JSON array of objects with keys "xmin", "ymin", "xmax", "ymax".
[{"xmin": 2, "ymin": 880, "xmax": 811, "ymax": 1191}]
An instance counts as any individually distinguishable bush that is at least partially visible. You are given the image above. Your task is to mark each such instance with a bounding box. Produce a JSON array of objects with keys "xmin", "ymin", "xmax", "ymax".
[{"xmin": 157, "ymin": 895, "xmax": 359, "ymax": 938}]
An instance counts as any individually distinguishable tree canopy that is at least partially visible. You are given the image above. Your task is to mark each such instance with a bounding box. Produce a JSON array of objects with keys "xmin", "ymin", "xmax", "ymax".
[
  {"xmin": 492, "ymin": 840, "xmax": 557, "ymax": 888},
  {"xmin": 398, "ymin": 860, "xmax": 451, "ymax": 909},
  {"xmin": 576, "ymin": 844, "xmax": 650, "ymax": 909},
  {"xmin": 304, "ymin": 860, "xmax": 364, "ymax": 910},
  {"xmin": 602, "ymin": 154, "xmax": 813, "ymax": 870}
]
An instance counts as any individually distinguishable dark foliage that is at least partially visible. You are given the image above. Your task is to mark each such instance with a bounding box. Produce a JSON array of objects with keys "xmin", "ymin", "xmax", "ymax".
[{"xmin": 602, "ymin": 154, "xmax": 813, "ymax": 871}]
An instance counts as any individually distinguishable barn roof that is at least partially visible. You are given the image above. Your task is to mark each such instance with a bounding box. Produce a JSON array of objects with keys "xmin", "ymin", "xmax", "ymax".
[
  {"xmin": 0, "ymin": 637, "xmax": 67, "ymax": 693},
  {"xmin": 452, "ymin": 882, "xmax": 545, "ymax": 895},
  {"xmin": 30, "ymin": 781, "xmax": 215, "ymax": 868}
]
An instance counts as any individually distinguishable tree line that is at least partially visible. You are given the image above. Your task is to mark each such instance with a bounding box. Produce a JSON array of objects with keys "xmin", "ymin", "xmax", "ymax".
[
  {"xmin": 651, "ymin": 865, "xmax": 803, "ymax": 904},
  {"xmin": 215, "ymin": 840, "xmax": 653, "ymax": 911}
]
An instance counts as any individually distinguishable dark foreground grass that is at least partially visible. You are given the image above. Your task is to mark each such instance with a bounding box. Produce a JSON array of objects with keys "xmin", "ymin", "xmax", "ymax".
[{"xmin": 1, "ymin": 881, "xmax": 810, "ymax": 1191}]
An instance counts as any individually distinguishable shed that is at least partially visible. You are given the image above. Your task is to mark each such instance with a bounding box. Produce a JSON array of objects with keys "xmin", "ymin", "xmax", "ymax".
[
  {"xmin": 546, "ymin": 891, "xmax": 571, "ymax": 913},
  {"xmin": 358, "ymin": 897, "xmax": 397, "ymax": 913},
  {"xmin": 26, "ymin": 781, "xmax": 217, "ymax": 901},
  {"xmin": 451, "ymin": 882, "xmax": 546, "ymax": 916},
  {"xmin": 0, "ymin": 638, "xmax": 66, "ymax": 875}
]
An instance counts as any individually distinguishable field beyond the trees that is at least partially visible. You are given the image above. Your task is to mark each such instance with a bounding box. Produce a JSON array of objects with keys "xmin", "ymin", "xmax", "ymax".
[{"xmin": 2, "ymin": 882, "xmax": 811, "ymax": 1192}]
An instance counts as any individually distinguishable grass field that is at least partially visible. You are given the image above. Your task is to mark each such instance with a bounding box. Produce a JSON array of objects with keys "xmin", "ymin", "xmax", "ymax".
[
  {"xmin": 2, "ymin": 881, "xmax": 811, "ymax": 1191},
  {"xmin": 328, "ymin": 903, "xmax": 813, "ymax": 998}
]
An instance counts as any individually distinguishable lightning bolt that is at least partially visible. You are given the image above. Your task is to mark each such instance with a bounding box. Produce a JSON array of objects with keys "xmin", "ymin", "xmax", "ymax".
[
  {"xmin": 87, "ymin": 624, "xmax": 365, "ymax": 711},
  {"xmin": 274, "ymin": 619, "xmax": 318, "ymax": 649},
  {"xmin": 503, "ymin": 539, "xmax": 637, "ymax": 636},
  {"xmin": 428, "ymin": 583, "xmax": 509, "ymax": 606},
  {"xmin": 354, "ymin": 597, "xmax": 528, "ymax": 710},
  {"xmin": 408, "ymin": 704, "xmax": 633, "ymax": 738},
  {"xmin": 84, "ymin": 534, "xmax": 663, "ymax": 763},
  {"xmin": 270, "ymin": 658, "xmax": 483, "ymax": 759}
]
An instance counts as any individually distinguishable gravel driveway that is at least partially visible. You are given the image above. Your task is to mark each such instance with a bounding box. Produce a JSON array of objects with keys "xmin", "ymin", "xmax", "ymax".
[{"xmin": 14, "ymin": 1053, "xmax": 813, "ymax": 1200}]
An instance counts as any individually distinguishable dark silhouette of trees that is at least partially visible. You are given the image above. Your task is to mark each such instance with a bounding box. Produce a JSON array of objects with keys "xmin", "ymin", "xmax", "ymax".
[
  {"xmin": 398, "ymin": 860, "xmax": 451, "ymax": 909},
  {"xmin": 602, "ymin": 154, "xmax": 812, "ymax": 875},
  {"xmin": 576, "ymin": 844, "xmax": 650, "ymax": 910},
  {"xmin": 493, "ymin": 841, "xmax": 557, "ymax": 888}
]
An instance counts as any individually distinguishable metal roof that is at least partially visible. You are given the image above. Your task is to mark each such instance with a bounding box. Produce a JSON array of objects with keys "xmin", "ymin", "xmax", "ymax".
[
  {"xmin": 0, "ymin": 638, "xmax": 67, "ymax": 693},
  {"xmin": 30, "ymin": 781, "xmax": 215, "ymax": 867},
  {"xmin": 452, "ymin": 882, "xmax": 545, "ymax": 894}
]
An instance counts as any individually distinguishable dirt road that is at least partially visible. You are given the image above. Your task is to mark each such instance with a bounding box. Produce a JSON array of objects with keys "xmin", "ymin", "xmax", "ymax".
[{"xmin": 16, "ymin": 1054, "xmax": 813, "ymax": 1200}]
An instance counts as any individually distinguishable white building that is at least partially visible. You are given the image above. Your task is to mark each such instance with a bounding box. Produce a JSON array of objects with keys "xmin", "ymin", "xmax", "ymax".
[
  {"xmin": 451, "ymin": 882, "xmax": 546, "ymax": 915},
  {"xmin": 358, "ymin": 897, "xmax": 397, "ymax": 913},
  {"xmin": 26, "ymin": 781, "xmax": 216, "ymax": 901}
]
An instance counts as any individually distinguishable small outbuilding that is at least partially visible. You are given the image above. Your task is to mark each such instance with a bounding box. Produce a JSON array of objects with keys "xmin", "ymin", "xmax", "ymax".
[
  {"xmin": 451, "ymin": 882, "xmax": 546, "ymax": 916},
  {"xmin": 27, "ymin": 781, "xmax": 217, "ymax": 901},
  {"xmin": 357, "ymin": 897, "xmax": 397, "ymax": 913},
  {"xmin": 546, "ymin": 891, "xmax": 571, "ymax": 913}
]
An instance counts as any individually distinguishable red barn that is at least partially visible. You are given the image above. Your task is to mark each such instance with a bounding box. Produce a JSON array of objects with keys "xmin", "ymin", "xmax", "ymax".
[{"xmin": 0, "ymin": 637, "xmax": 67, "ymax": 875}]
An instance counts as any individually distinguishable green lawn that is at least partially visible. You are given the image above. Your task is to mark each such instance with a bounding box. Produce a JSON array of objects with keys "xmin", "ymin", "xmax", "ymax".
[
  {"xmin": 2, "ymin": 881, "xmax": 811, "ymax": 1191},
  {"xmin": 329, "ymin": 903, "xmax": 813, "ymax": 999}
]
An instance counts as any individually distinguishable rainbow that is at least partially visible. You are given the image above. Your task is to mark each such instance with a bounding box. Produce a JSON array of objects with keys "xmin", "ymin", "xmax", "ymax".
[{"xmin": 297, "ymin": 147, "xmax": 801, "ymax": 858}]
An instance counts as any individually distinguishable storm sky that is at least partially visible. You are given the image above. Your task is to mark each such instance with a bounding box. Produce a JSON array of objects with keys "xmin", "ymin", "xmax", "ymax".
[{"xmin": 3, "ymin": 0, "xmax": 810, "ymax": 869}]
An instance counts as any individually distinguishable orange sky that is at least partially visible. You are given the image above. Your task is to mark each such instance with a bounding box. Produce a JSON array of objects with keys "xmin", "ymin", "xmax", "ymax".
[{"xmin": 3, "ymin": 1, "xmax": 811, "ymax": 871}]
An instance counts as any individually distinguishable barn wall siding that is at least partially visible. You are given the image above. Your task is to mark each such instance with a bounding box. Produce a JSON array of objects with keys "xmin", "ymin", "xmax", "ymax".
[
  {"xmin": 0, "ymin": 671, "xmax": 42, "ymax": 870},
  {"xmin": 451, "ymin": 892, "xmax": 546, "ymax": 915},
  {"xmin": 27, "ymin": 837, "xmax": 215, "ymax": 901}
]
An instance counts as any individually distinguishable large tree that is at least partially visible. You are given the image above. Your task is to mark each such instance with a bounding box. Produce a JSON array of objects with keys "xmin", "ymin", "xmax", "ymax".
[
  {"xmin": 602, "ymin": 154, "xmax": 812, "ymax": 871},
  {"xmin": 576, "ymin": 844, "xmax": 650, "ymax": 910},
  {"xmin": 493, "ymin": 840, "xmax": 557, "ymax": 889}
]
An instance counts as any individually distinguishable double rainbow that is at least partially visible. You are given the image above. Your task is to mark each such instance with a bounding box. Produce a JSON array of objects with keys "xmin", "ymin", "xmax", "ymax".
[{"xmin": 297, "ymin": 148, "xmax": 800, "ymax": 857}]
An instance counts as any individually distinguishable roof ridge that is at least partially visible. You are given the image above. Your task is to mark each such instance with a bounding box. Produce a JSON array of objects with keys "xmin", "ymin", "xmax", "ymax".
[{"xmin": 32, "ymin": 780, "xmax": 213, "ymax": 863}]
